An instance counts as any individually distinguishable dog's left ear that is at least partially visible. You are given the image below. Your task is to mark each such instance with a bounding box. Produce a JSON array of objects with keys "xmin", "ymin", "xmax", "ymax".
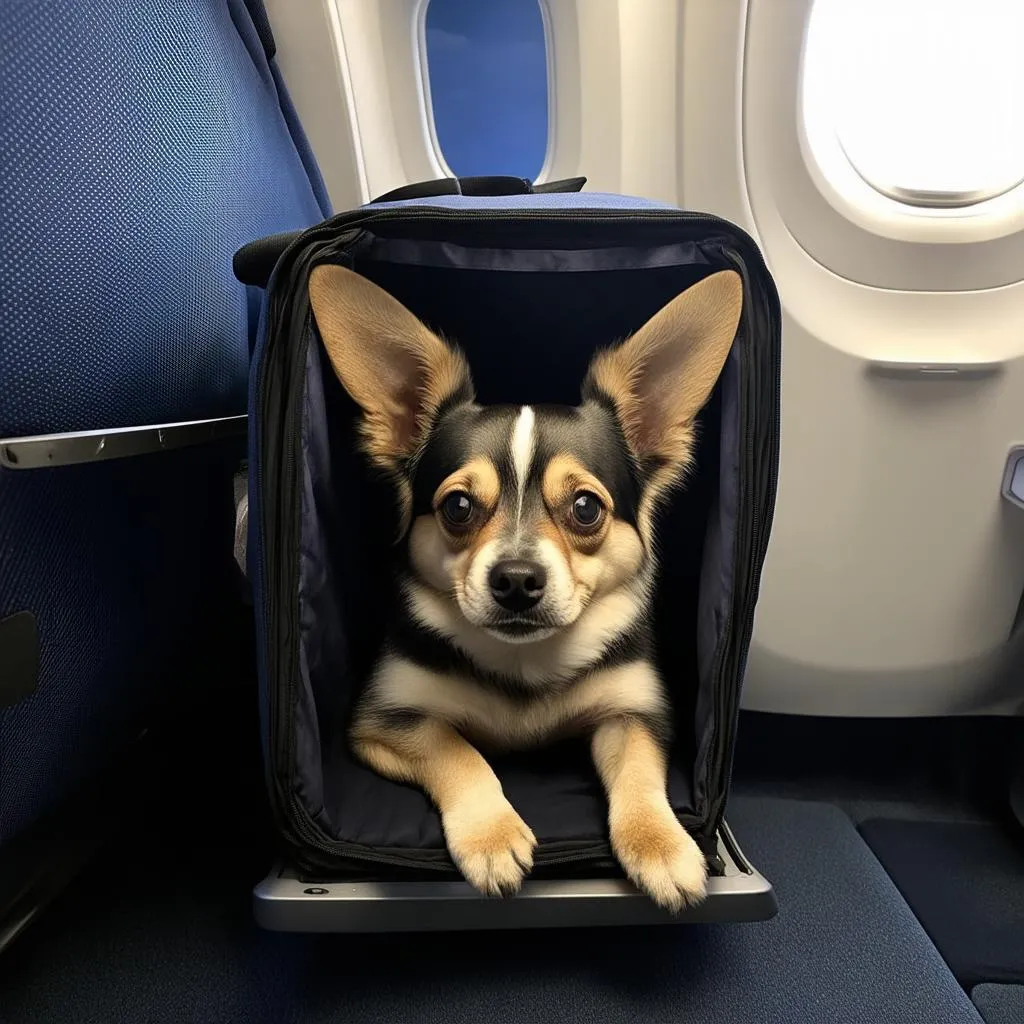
[
  {"xmin": 584, "ymin": 270, "xmax": 743, "ymax": 469},
  {"xmin": 307, "ymin": 264, "xmax": 473, "ymax": 470}
]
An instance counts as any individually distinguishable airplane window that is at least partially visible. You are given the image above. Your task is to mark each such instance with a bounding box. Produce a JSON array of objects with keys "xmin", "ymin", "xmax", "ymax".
[
  {"xmin": 802, "ymin": 0, "xmax": 1024, "ymax": 208},
  {"xmin": 424, "ymin": 0, "xmax": 548, "ymax": 180}
]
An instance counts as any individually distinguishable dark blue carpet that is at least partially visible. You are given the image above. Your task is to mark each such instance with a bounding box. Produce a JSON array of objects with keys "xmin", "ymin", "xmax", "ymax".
[
  {"xmin": 860, "ymin": 818, "xmax": 1024, "ymax": 987},
  {"xmin": 972, "ymin": 984, "xmax": 1024, "ymax": 1024},
  {"xmin": 0, "ymin": 797, "xmax": 981, "ymax": 1024}
]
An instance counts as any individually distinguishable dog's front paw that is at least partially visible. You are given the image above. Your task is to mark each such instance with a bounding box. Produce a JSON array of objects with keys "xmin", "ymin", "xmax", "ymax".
[
  {"xmin": 443, "ymin": 793, "xmax": 537, "ymax": 897},
  {"xmin": 610, "ymin": 802, "xmax": 708, "ymax": 913}
]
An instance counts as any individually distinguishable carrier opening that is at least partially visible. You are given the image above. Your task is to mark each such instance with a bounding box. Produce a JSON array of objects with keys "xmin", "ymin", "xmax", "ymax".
[{"xmin": 288, "ymin": 234, "xmax": 741, "ymax": 871}]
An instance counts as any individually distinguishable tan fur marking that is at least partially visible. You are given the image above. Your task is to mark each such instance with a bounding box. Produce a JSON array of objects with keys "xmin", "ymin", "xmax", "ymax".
[
  {"xmin": 351, "ymin": 712, "xmax": 536, "ymax": 896},
  {"xmin": 541, "ymin": 454, "xmax": 614, "ymax": 514},
  {"xmin": 433, "ymin": 458, "xmax": 501, "ymax": 514},
  {"xmin": 541, "ymin": 454, "xmax": 620, "ymax": 556},
  {"xmin": 408, "ymin": 514, "xmax": 461, "ymax": 592},
  {"xmin": 307, "ymin": 265, "xmax": 472, "ymax": 470},
  {"xmin": 462, "ymin": 511, "xmax": 505, "ymax": 559},
  {"xmin": 592, "ymin": 718, "xmax": 708, "ymax": 911},
  {"xmin": 427, "ymin": 463, "xmax": 505, "ymax": 556},
  {"xmin": 536, "ymin": 516, "xmax": 574, "ymax": 567},
  {"xmin": 568, "ymin": 519, "xmax": 645, "ymax": 597},
  {"xmin": 409, "ymin": 509, "xmax": 507, "ymax": 582},
  {"xmin": 586, "ymin": 270, "xmax": 742, "ymax": 469}
]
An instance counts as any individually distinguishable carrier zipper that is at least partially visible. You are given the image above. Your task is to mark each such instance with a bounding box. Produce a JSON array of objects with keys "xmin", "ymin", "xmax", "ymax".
[
  {"xmin": 256, "ymin": 207, "xmax": 779, "ymax": 873},
  {"xmin": 700, "ymin": 246, "xmax": 781, "ymax": 839}
]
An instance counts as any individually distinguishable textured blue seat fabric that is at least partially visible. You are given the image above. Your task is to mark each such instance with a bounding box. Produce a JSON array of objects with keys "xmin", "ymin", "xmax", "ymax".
[
  {"xmin": 0, "ymin": 0, "xmax": 328, "ymax": 842},
  {"xmin": 860, "ymin": 818, "xmax": 1024, "ymax": 986},
  {"xmin": 0, "ymin": 0, "xmax": 328, "ymax": 437},
  {"xmin": 0, "ymin": 798, "xmax": 983, "ymax": 1024},
  {"xmin": 972, "ymin": 984, "xmax": 1024, "ymax": 1024}
]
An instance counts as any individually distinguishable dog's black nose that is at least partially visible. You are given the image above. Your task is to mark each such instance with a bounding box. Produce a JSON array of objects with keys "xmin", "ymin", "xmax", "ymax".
[{"xmin": 488, "ymin": 559, "xmax": 546, "ymax": 612}]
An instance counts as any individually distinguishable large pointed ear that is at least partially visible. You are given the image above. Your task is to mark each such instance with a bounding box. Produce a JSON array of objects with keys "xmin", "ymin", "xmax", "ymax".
[
  {"xmin": 307, "ymin": 264, "xmax": 474, "ymax": 470},
  {"xmin": 584, "ymin": 270, "xmax": 743, "ymax": 470}
]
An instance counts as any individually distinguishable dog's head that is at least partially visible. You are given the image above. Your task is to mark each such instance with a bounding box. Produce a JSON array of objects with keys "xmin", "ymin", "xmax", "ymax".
[{"xmin": 308, "ymin": 266, "xmax": 742, "ymax": 646}]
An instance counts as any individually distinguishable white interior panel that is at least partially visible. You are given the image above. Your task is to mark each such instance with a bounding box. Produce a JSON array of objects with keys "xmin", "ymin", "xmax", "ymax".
[
  {"xmin": 543, "ymin": 0, "xmax": 681, "ymax": 202},
  {"xmin": 264, "ymin": 0, "xmax": 446, "ymax": 205},
  {"xmin": 747, "ymin": 0, "xmax": 1024, "ymax": 291},
  {"xmin": 679, "ymin": 0, "xmax": 1024, "ymax": 715},
  {"xmin": 263, "ymin": 0, "xmax": 365, "ymax": 208},
  {"xmin": 265, "ymin": 0, "xmax": 1024, "ymax": 715}
]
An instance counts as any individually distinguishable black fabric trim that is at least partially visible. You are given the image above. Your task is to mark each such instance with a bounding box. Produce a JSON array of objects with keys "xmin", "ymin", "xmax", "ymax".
[
  {"xmin": 233, "ymin": 230, "xmax": 302, "ymax": 287},
  {"xmin": 0, "ymin": 611, "xmax": 39, "ymax": 710},
  {"xmin": 370, "ymin": 176, "xmax": 587, "ymax": 205}
]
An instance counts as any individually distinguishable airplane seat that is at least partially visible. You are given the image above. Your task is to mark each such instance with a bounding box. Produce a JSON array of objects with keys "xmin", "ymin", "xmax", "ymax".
[{"xmin": 0, "ymin": 0, "xmax": 330, "ymax": 919}]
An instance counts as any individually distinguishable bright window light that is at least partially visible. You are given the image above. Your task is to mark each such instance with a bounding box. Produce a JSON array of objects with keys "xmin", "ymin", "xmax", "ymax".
[{"xmin": 803, "ymin": 0, "xmax": 1024, "ymax": 208}]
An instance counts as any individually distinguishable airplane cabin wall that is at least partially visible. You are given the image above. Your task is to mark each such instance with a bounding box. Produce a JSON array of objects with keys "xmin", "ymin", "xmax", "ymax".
[{"xmin": 263, "ymin": 0, "xmax": 1024, "ymax": 716}]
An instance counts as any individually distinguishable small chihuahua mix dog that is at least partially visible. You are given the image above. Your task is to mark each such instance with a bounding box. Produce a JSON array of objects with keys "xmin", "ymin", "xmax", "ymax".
[{"xmin": 308, "ymin": 264, "xmax": 742, "ymax": 911}]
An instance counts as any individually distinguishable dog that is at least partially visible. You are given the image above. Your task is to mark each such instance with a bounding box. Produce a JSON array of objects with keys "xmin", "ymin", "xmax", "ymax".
[{"xmin": 307, "ymin": 264, "xmax": 742, "ymax": 911}]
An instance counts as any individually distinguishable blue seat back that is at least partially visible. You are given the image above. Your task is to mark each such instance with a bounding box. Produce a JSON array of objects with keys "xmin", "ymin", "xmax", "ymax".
[{"xmin": 0, "ymin": 0, "xmax": 329, "ymax": 841}]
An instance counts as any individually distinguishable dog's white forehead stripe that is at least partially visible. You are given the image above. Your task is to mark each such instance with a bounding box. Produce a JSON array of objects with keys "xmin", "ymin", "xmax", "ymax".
[
  {"xmin": 510, "ymin": 405, "xmax": 536, "ymax": 532},
  {"xmin": 511, "ymin": 406, "xmax": 535, "ymax": 489}
]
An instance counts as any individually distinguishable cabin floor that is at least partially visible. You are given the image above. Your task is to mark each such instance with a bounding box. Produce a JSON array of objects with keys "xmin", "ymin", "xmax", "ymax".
[{"xmin": 1, "ymin": 652, "xmax": 1022, "ymax": 1024}]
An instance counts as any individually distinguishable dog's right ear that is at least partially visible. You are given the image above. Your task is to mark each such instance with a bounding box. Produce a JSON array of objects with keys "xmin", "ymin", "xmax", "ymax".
[{"xmin": 308, "ymin": 265, "xmax": 474, "ymax": 470}]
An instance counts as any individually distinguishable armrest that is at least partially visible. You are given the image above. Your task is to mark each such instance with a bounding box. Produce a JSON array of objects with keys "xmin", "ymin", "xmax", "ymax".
[
  {"xmin": 1003, "ymin": 445, "xmax": 1024, "ymax": 510},
  {"xmin": 0, "ymin": 415, "xmax": 247, "ymax": 470}
]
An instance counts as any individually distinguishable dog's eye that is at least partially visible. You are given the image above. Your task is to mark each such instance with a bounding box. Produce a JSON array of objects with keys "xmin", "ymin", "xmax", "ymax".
[
  {"xmin": 571, "ymin": 491, "xmax": 605, "ymax": 529},
  {"xmin": 440, "ymin": 491, "xmax": 474, "ymax": 528}
]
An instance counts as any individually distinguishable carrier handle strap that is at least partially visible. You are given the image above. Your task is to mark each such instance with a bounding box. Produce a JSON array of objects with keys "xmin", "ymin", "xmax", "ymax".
[
  {"xmin": 234, "ymin": 229, "xmax": 301, "ymax": 289},
  {"xmin": 370, "ymin": 175, "xmax": 587, "ymax": 204},
  {"xmin": 233, "ymin": 176, "xmax": 589, "ymax": 288}
]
